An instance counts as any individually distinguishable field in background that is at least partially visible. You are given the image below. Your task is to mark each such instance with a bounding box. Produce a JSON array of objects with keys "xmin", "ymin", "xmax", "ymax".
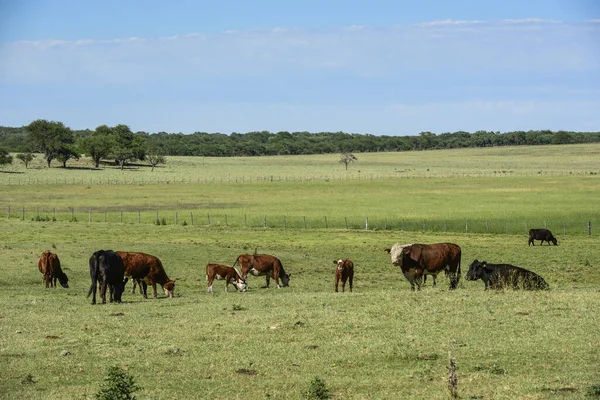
[{"xmin": 1, "ymin": 143, "xmax": 599, "ymax": 399}]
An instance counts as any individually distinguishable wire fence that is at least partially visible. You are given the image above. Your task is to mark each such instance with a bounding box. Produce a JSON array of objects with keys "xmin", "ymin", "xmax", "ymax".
[{"xmin": 6, "ymin": 206, "xmax": 595, "ymax": 236}]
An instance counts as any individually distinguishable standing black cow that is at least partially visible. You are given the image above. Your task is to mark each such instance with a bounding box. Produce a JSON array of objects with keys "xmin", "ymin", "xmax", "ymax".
[
  {"xmin": 528, "ymin": 229, "xmax": 557, "ymax": 246},
  {"xmin": 466, "ymin": 259, "xmax": 549, "ymax": 290},
  {"xmin": 87, "ymin": 250, "xmax": 128, "ymax": 305}
]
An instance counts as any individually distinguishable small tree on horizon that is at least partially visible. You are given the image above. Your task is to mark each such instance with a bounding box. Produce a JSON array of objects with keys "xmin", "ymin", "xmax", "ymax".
[
  {"xmin": 0, "ymin": 147, "xmax": 13, "ymax": 168},
  {"xmin": 339, "ymin": 152, "xmax": 358, "ymax": 170},
  {"xmin": 26, "ymin": 119, "xmax": 74, "ymax": 168},
  {"xmin": 16, "ymin": 152, "xmax": 35, "ymax": 168}
]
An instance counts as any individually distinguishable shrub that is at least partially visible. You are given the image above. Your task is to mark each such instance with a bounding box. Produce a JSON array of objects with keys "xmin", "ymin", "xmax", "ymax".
[
  {"xmin": 95, "ymin": 365, "xmax": 141, "ymax": 400},
  {"xmin": 305, "ymin": 377, "xmax": 331, "ymax": 399}
]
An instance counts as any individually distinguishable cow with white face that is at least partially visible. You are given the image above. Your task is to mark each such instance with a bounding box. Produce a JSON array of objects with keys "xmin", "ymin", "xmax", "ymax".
[
  {"xmin": 206, "ymin": 263, "xmax": 247, "ymax": 293},
  {"xmin": 385, "ymin": 243, "xmax": 440, "ymax": 287}
]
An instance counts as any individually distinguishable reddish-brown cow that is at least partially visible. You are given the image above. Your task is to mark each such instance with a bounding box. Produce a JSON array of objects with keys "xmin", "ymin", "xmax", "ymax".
[
  {"xmin": 38, "ymin": 250, "xmax": 69, "ymax": 288},
  {"xmin": 334, "ymin": 258, "xmax": 354, "ymax": 292},
  {"xmin": 117, "ymin": 251, "xmax": 175, "ymax": 298},
  {"xmin": 205, "ymin": 263, "xmax": 247, "ymax": 293},
  {"xmin": 233, "ymin": 254, "xmax": 290, "ymax": 289},
  {"xmin": 386, "ymin": 243, "xmax": 461, "ymax": 291}
]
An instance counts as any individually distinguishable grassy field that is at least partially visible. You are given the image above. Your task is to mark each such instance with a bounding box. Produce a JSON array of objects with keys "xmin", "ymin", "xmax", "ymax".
[{"xmin": 1, "ymin": 144, "xmax": 599, "ymax": 399}]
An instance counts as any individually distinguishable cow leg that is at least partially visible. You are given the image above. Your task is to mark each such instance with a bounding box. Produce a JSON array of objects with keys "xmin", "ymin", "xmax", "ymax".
[
  {"xmin": 152, "ymin": 283, "xmax": 158, "ymax": 298},
  {"xmin": 207, "ymin": 276, "xmax": 214, "ymax": 293},
  {"xmin": 341, "ymin": 279, "xmax": 346, "ymax": 292},
  {"xmin": 131, "ymin": 279, "xmax": 137, "ymax": 294},
  {"xmin": 100, "ymin": 281, "xmax": 107, "ymax": 304},
  {"xmin": 432, "ymin": 274, "xmax": 437, "ymax": 287},
  {"xmin": 335, "ymin": 277, "xmax": 339, "ymax": 292},
  {"xmin": 263, "ymin": 276, "xmax": 270, "ymax": 289},
  {"xmin": 348, "ymin": 273, "xmax": 353, "ymax": 292},
  {"xmin": 141, "ymin": 281, "xmax": 148, "ymax": 299}
]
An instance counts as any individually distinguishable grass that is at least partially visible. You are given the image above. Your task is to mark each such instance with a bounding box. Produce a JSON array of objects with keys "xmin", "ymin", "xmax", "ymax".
[{"xmin": 0, "ymin": 144, "xmax": 599, "ymax": 399}]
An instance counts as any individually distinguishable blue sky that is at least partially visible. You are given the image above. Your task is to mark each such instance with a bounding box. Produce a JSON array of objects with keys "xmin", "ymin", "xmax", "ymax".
[{"xmin": 1, "ymin": 1, "xmax": 599, "ymax": 135}]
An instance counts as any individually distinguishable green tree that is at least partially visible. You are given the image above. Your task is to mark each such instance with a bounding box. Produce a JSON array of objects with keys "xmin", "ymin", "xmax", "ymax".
[
  {"xmin": 0, "ymin": 147, "xmax": 13, "ymax": 168},
  {"xmin": 25, "ymin": 119, "xmax": 74, "ymax": 167},
  {"xmin": 79, "ymin": 125, "xmax": 116, "ymax": 168},
  {"xmin": 56, "ymin": 145, "xmax": 80, "ymax": 168},
  {"xmin": 16, "ymin": 152, "xmax": 35, "ymax": 168},
  {"xmin": 95, "ymin": 365, "xmax": 141, "ymax": 400},
  {"xmin": 112, "ymin": 124, "xmax": 145, "ymax": 170},
  {"xmin": 146, "ymin": 144, "xmax": 166, "ymax": 172},
  {"xmin": 339, "ymin": 152, "xmax": 358, "ymax": 170}
]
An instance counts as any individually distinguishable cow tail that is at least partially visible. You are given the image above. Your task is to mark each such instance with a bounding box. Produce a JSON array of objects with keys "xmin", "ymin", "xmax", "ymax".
[
  {"xmin": 87, "ymin": 254, "xmax": 99, "ymax": 298},
  {"xmin": 232, "ymin": 255, "xmax": 241, "ymax": 268}
]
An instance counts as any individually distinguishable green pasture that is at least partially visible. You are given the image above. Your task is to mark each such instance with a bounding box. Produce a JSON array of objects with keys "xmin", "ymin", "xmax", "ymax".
[{"xmin": 1, "ymin": 144, "xmax": 599, "ymax": 399}]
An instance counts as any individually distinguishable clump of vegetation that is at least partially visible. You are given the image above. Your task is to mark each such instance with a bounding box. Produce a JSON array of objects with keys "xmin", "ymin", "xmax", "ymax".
[
  {"xmin": 94, "ymin": 365, "xmax": 141, "ymax": 400},
  {"xmin": 21, "ymin": 374, "xmax": 36, "ymax": 385},
  {"xmin": 155, "ymin": 218, "xmax": 167, "ymax": 226},
  {"xmin": 32, "ymin": 215, "xmax": 55, "ymax": 222},
  {"xmin": 305, "ymin": 377, "xmax": 331, "ymax": 399},
  {"xmin": 586, "ymin": 384, "xmax": 600, "ymax": 398}
]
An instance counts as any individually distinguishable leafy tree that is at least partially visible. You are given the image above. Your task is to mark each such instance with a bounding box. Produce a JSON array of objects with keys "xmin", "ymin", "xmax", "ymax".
[
  {"xmin": 112, "ymin": 124, "xmax": 145, "ymax": 169},
  {"xmin": 79, "ymin": 125, "xmax": 116, "ymax": 168},
  {"xmin": 146, "ymin": 145, "xmax": 166, "ymax": 172},
  {"xmin": 25, "ymin": 119, "xmax": 74, "ymax": 167},
  {"xmin": 16, "ymin": 152, "xmax": 35, "ymax": 168},
  {"xmin": 56, "ymin": 145, "xmax": 80, "ymax": 168},
  {"xmin": 0, "ymin": 147, "xmax": 13, "ymax": 168},
  {"xmin": 339, "ymin": 152, "xmax": 358, "ymax": 170}
]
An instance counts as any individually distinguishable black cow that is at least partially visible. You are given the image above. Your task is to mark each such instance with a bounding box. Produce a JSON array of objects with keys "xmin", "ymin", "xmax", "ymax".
[
  {"xmin": 87, "ymin": 250, "xmax": 128, "ymax": 305},
  {"xmin": 528, "ymin": 228, "xmax": 557, "ymax": 246},
  {"xmin": 466, "ymin": 260, "xmax": 549, "ymax": 290}
]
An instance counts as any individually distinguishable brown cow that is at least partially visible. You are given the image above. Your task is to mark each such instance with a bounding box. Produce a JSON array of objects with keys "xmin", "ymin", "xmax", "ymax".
[
  {"xmin": 117, "ymin": 251, "xmax": 175, "ymax": 298},
  {"xmin": 386, "ymin": 243, "xmax": 461, "ymax": 291},
  {"xmin": 37, "ymin": 250, "xmax": 69, "ymax": 288},
  {"xmin": 233, "ymin": 254, "xmax": 290, "ymax": 289},
  {"xmin": 334, "ymin": 258, "xmax": 354, "ymax": 292},
  {"xmin": 206, "ymin": 263, "xmax": 247, "ymax": 293}
]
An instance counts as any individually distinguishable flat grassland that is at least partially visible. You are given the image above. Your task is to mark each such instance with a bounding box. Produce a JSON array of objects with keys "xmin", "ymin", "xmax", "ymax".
[{"xmin": 1, "ymin": 144, "xmax": 599, "ymax": 399}]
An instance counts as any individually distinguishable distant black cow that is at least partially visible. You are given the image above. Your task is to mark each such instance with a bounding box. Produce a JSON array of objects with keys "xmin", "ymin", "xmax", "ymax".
[
  {"xmin": 528, "ymin": 228, "xmax": 557, "ymax": 246},
  {"xmin": 87, "ymin": 250, "xmax": 128, "ymax": 305},
  {"xmin": 466, "ymin": 259, "xmax": 549, "ymax": 290}
]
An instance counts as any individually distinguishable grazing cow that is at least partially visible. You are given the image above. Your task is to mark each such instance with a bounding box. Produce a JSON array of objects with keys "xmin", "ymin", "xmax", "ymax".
[
  {"xmin": 206, "ymin": 263, "xmax": 248, "ymax": 293},
  {"xmin": 233, "ymin": 254, "xmax": 290, "ymax": 288},
  {"xmin": 386, "ymin": 243, "xmax": 461, "ymax": 291},
  {"xmin": 385, "ymin": 243, "xmax": 442, "ymax": 288},
  {"xmin": 37, "ymin": 250, "xmax": 69, "ymax": 288},
  {"xmin": 466, "ymin": 259, "xmax": 549, "ymax": 290},
  {"xmin": 334, "ymin": 258, "xmax": 354, "ymax": 292},
  {"xmin": 117, "ymin": 252, "xmax": 175, "ymax": 298},
  {"xmin": 528, "ymin": 229, "xmax": 558, "ymax": 246},
  {"xmin": 87, "ymin": 250, "xmax": 127, "ymax": 305}
]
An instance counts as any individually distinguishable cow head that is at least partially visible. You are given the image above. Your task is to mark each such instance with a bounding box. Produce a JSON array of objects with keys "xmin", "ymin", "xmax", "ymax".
[
  {"xmin": 387, "ymin": 243, "xmax": 413, "ymax": 266},
  {"xmin": 163, "ymin": 280, "xmax": 175, "ymax": 298},
  {"xmin": 57, "ymin": 272, "xmax": 69, "ymax": 288},
  {"xmin": 551, "ymin": 237, "xmax": 558, "ymax": 246},
  {"xmin": 232, "ymin": 267, "xmax": 248, "ymax": 292},
  {"xmin": 279, "ymin": 272, "xmax": 291, "ymax": 287},
  {"xmin": 466, "ymin": 260, "xmax": 486, "ymax": 281},
  {"xmin": 334, "ymin": 259, "xmax": 343, "ymax": 270}
]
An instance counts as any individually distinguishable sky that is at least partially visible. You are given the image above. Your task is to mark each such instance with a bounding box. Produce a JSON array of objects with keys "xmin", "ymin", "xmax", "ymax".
[{"xmin": 0, "ymin": 0, "xmax": 599, "ymax": 136}]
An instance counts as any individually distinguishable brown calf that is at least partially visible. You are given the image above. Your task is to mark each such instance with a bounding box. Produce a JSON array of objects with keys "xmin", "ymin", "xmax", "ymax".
[
  {"xmin": 117, "ymin": 251, "xmax": 175, "ymax": 298},
  {"xmin": 38, "ymin": 250, "xmax": 69, "ymax": 288},
  {"xmin": 205, "ymin": 263, "xmax": 247, "ymax": 293},
  {"xmin": 334, "ymin": 258, "xmax": 354, "ymax": 292}
]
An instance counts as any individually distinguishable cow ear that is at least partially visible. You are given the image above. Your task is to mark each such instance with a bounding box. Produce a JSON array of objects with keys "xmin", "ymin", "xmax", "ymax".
[
  {"xmin": 333, "ymin": 260, "xmax": 337, "ymax": 264},
  {"xmin": 384, "ymin": 249, "xmax": 391, "ymax": 254},
  {"xmin": 408, "ymin": 246, "xmax": 421, "ymax": 262}
]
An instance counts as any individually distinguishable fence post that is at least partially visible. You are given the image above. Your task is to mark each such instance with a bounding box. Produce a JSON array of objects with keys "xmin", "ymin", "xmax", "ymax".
[
  {"xmin": 71, "ymin": 207, "xmax": 74, "ymax": 221},
  {"xmin": 104, "ymin": 211, "xmax": 107, "ymax": 223},
  {"xmin": 283, "ymin": 216, "xmax": 286, "ymax": 229},
  {"xmin": 22, "ymin": 206, "xmax": 25, "ymax": 220},
  {"xmin": 365, "ymin": 216, "xmax": 369, "ymax": 230},
  {"xmin": 325, "ymin": 216, "xmax": 328, "ymax": 229},
  {"xmin": 244, "ymin": 214, "xmax": 246, "ymax": 227},
  {"xmin": 263, "ymin": 215, "xmax": 266, "ymax": 228},
  {"xmin": 384, "ymin": 217, "xmax": 387, "ymax": 230},
  {"xmin": 563, "ymin": 222, "xmax": 566, "ymax": 236},
  {"xmin": 402, "ymin": 219, "xmax": 404, "ymax": 230},
  {"xmin": 156, "ymin": 211, "xmax": 159, "ymax": 224},
  {"xmin": 304, "ymin": 216, "xmax": 307, "ymax": 229},
  {"xmin": 423, "ymin": 219, "xmax": 426, "ymax": 232},
  {"xmin": 225, "ymin": 214, "xmax": 228, "ymax": 226},
  {"xmin": 89, "ymin": 210, "xmax": 92, "ymax": 223},
  {"xmin": 120, "ymin": 210, "xmax": 123, "ymax": 223},
  {"xmin": 208, "ymin": 213, "xmax": 211, "ymax": 225},
  {"xmin": 444, "ymin": 219, "xmax": 446, "ymax": 232},
  {"xmin": 345, "ymin": 217, "xmax": 348, "ymax": 229},
  {"xmin": 7, "ymin": 206, "xmax": 10, "ymax": 219},
  {"xmin": 486, "ymin": 220, "xmax": 488, "ymax": 233},
  {"xmin": 588, "ymin": 221, "xmax": 591, "ymax": 236},
  {"xmin": 465, "ymin": 219, "xmax": 468, "ymax": 233},
  {"xmin": 138, "ymin": 210, "xmax": 140, "ymax": 223},
  {"xmin": 191, "ymin": 212, "xmax": 194, "ymax": 226},
  {"xmin": 506, "ymin": 220, "xmax": 508, "ymax": 234},
  {"xmin": 175, "ymin": 212, "xmax": 178, "ymax": 225}
]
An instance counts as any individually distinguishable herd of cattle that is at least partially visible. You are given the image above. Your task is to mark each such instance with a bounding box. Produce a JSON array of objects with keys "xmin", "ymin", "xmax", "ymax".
[{"xmin": 36, "ymin": 228, "xmax": 555, "ymax": 302}]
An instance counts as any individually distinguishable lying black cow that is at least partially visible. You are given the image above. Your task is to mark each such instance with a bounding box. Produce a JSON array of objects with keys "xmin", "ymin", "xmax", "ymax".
[
  {"xmin": 87, "ymin": 250, "xmax": 128, "ymax": 304},
  {"xmin": 466, "ymin": 259, "xmax": 549, "ymax": 290},
  {"xmin": 528, "ymin": 228, "xmax": 557, "ymax": 246}
]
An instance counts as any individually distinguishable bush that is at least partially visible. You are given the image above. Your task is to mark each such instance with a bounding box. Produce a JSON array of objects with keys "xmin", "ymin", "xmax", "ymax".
[
  {"xmin": 305, "ymin": 377, "xmax": 331, "ymax": 399},
  {"xmin": 95, "ymin": 365, "xmax": 141, "ymax": 400}
]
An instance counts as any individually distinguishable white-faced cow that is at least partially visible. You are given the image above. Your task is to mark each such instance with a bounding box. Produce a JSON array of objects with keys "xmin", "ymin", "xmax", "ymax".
[
  {"xmin": 233, "ymin": 254, "xmax": 290, "ymax": 289},
  {"xmin": 386, "ymin": 243, "xmax": 461, "ymax": 291},
  {"xmin": 205, "ymin": 263, "xmax": 247, "ymax": 293},
  {"xmin": 37, "ymin": 250, "xmax": 69, "ymax": 288},
  {"xmin": 385, "ymin": 243, "xmax": 440, "ymax": 287},
  {"xmin": 528, "ymin": 229, "xmax": 558, "ymax": 246},
  {"xmin": 466, "ymin": 259, "xmax": 549, "ymax": 290},
  {"xmin": 87, "ymin": 250, "xmax": 128, "ymax": 305},
  {"xmin": 334, "ymin": 258, "xmax": 354, "ymax": 292}
]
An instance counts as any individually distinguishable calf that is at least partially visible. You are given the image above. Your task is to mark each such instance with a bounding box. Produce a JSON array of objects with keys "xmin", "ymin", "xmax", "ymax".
[
  {"xmin": 117, "ymin": 251, "xmax": 175, "ymax": 298},
  {"xmin": 38, "ymin": 250, "xmax": 69, "ymax": 288},
  {"xmin": 334, "ymin": 258, "xmax": 354, "ymax": 292},
  {"xmin": 528, "ymin": 229, "xmax": 557, "ymax": 246},
  {"xmin": 206, "ymin": 263, "xmax": 247, "ymax": 293},
  {"xmin": 87, "ymin": 250, "xmax": 127, "ymax": 305},
  {"xmin": 466, "ymin": 259, "xmax": 549, "ymax": 290}
]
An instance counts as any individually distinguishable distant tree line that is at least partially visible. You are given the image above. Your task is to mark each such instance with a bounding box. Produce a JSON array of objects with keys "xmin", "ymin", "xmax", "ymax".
[{"xmin": 1, "ymin": 121, "xmax": 600, "ymax": 168}]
